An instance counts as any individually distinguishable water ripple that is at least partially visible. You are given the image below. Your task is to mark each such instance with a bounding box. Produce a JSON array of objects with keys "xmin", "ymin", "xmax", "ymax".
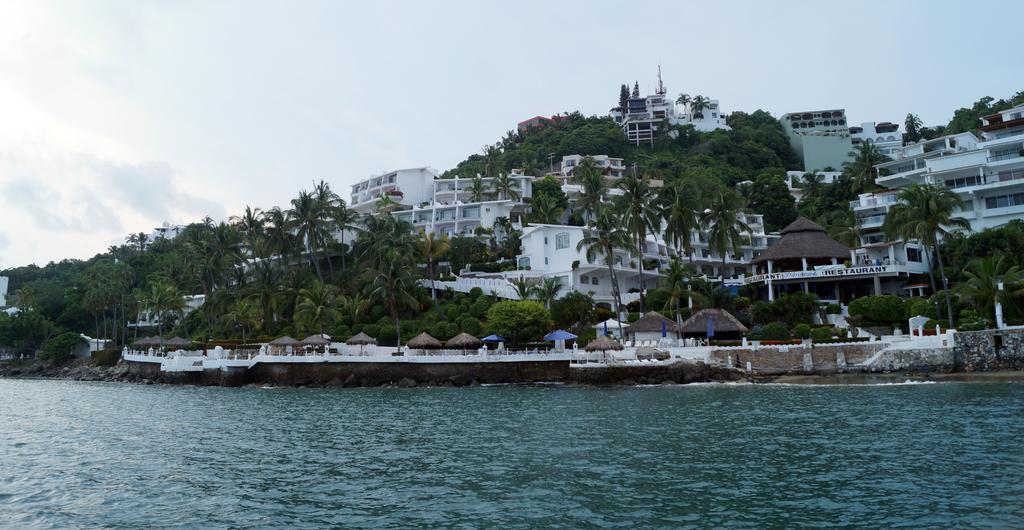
[{"xmin": 1, "ymin": 380, "xmax": 1022, "ymax": 528}]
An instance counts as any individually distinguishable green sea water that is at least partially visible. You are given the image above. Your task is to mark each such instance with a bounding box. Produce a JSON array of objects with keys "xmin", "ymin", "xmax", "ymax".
[{"xmin": 1, "ymin": 379, "xmax": 1022, "ymax": 528}]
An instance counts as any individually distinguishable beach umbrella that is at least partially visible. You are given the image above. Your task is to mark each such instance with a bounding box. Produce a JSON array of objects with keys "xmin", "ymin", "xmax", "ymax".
[
  {"xmin": 543, "ymin": 329, "xmax": 578, "ymax": 341},
  {"xmin": 603, "ymin": 320, "xmax": 608, "ymax": 336},
  {"xmin": 407, "ymin": 332, "xmax": 442, "ymax": 350},
  {"xmin": 445, "ymin": 332, "xmax": 482, "ymax": 354},
  {"xmin": 707, "ymin": 315, "xmax": 715, "ymax": 338},
  {"xmin": 345, "ymin": 332, "xmax": 377, "ymax": 355},
  {"xmin": 661, "ymin": 320, "xmax": 667, "ymax": 338}
]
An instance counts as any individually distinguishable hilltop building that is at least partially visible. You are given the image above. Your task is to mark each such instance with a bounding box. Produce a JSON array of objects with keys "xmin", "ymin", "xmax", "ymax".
[
  {"xmin": 850, "ymin": 121, "xmax": 902, "ymax": 157},
  {"xmin": 779, "ymin": 109, "xmax": 853, "ymax": 171},
  {"xmin": 147, "ymin": 223, "xmax": 187, "ymax": 245},
  {"xmin": 353, "ymin": 166, "xmax": 770, "ymax": 308},
  {"xmin": 556, "ymin": 155, "xmax": 626, "ymax": 180},
  {"xmin": 608, "ymin": 70, "xmax": 730, "ymax": 146},
  {"xmin": 349, "ymin": 167, "xmax": 439, "ymax": 214}
]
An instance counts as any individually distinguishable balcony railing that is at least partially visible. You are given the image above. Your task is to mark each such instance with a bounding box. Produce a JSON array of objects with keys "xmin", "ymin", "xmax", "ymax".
[
  {"xmin": 856, "ymin": 214, "xmax": 886, "ymax": 227},
  {"xmin": 988, "ymin": 150, "xmax": 1024, "ymax": 163},
  {"xmin": 849, "ymin": 194, "xmax": 899, "ymax": 210}
]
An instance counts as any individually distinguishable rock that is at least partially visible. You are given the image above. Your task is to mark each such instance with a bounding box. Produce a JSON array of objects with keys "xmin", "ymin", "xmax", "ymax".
[
  {"xmin": 325, "ymin": 377, "xmax": 344, "ymax": 388},
  {"xmin": 342, "ymin": 373, "xmax": 358, "ymax": 387},
  {"xmin": 448, "ymin": 374, "xmax": 468, "ymax": 387},
  {"xmin": 396, "ymin": 377, "xmax": 418, "ymax": 388}
]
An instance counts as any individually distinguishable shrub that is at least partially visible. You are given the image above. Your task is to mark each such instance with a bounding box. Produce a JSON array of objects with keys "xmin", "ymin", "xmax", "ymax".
[
  {"xmin": 459, "ymin": 317, "xmax": 483, "ymax": 337},
  {"xmin": 848, "ymin": 295, "xmax": 907, "ymax": 326},
  {"xmin": 760, "ymin": 322, "xmax": 790, "ymax": 341},
  {"xmin": 826, "ymin": 303, "xmax": 842, "ymax": 315},
  {"xmin": 37, "ymin": 332, "xmax": 85, "ymax": 362},
  {"xmin": 792, "ymin": 324, "xmax": 812, "ymax": 339},
  {"xmin": 811, "ymin": 327, "xmax": 834, "ymax": 342},
  {"xmin": 734, "ymin": 296, "xmax": 751, "ymax": 310},
  {"xmin": 485, "ymin": 300, "xmax": 553, "ymax": 345},
  {"xmin": 957, "ymin": 309, "xmax": 989, "ymax": 331},
  {"xmin": 377, "ymin": 325, "xmax": 397, "ymax": 346},
  {"xmin": 905, "ymin": 297, "xmax": 934, "ymax": 320},
  {"xmin": 469, "ymin": 287, "xmax": 483, "ymax": 300},
  {"xmin": 92, "ymin": 348, "xmax": 121, "ymax": 367}
]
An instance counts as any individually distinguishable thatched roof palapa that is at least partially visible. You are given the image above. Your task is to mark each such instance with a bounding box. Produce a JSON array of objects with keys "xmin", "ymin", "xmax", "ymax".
[
  {"xmin": 625, "ymin": 311, "xmax": 680, "ymax": 333},
  {"xmin": 345, "ymin": 332, "xmax": 377, "ymax": 345},
  {"xmin": 407, "ymin": 332, "xmax": 442, "ymax": 349},
  {"xmin": 681, "ymin": 308, "xmax": 749, "ymax": 335},
  {"xmin": 301, "ymin": 335, "xmax": 330, "ymax": 346},
  {"xmin": 133, "ymin": 336, "xmax": 160, "ymax": 347},
  {"xmin": 163, "ymin": 337, "xmax": 192, "ymax": 347},
  {"xmin": 751, "ymin": 217, "xmax": 851, "ymax": 264},
  {"xmin": 268, "ymin": 336, "xmax": 301, "ymax": 346},
  {"xmin": 585, "ymin": 335, "xmax": 624, "ymax": 352},
  {"xmin": 446, "ymin": 332, "xmax": 482, "ymax": 349}
]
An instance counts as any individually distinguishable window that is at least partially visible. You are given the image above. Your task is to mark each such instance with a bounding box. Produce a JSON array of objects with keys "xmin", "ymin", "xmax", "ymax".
[
  {"xmin": 545, "ymin": 257, "xmax": 549, "ymax": 265},
  {"xmin": 555, "ymin": 232, "xmax": 570, "ymax": 250},
  {"xmin": 907, "ymin": 247, "xmax": 922, "ymax": 262},
  {"xmin": 592, "ymin": 277, "xmax": 599, "ymax": 285},
  {"xmin": 985, "ymin": 192, "xmax": 1024, "ymax": 209},
  {"xmin": 945, "ymin": 176, "xmax": 982, "ymax": 189},
  {"xmin": 544, "ymin": 237, "xmax": 548, "ymax": 245}
]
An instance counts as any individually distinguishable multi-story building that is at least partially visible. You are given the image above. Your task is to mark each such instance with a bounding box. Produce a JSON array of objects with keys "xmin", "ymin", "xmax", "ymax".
[
  {"xmin": 349, "ymin": 167, "xmax": 438, "ymax": 213},
  {"xmin": 147, "ymin": 222, "xmax": 187, "ymax": 244},
  {"xmin": 609, "ymin": 71, "xmax": 729, "ymax": 145},
  {"xmin": 677, "ymin": 98, "xmax": 731, "ymax": 132},
  {"xmin": 556, "ymin": 155, "xmax": 626, "ymax": 181},
  {"xmin": 848, "ymin": 105, "xmax": 1024, "ymax": 280},
  {"xmin": 785, "ymin": 170, "xmax": 842, "ymax": 203},
  {"xmin": 850, "ymin": 121, "xmax": 902, "ymax": 157},
  {"xmin": 390, "ymin": 174, "xmax": 534, "ymax": 239},
  {"xmin": 779, "ymin": 109, "xmax": 853, "ymax": 171}
]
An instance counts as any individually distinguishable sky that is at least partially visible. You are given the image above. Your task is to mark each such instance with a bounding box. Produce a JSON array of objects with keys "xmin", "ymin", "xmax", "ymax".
[{"xmin": 1, "ymin": 0, "xmax": 1022, "ymax": 268}]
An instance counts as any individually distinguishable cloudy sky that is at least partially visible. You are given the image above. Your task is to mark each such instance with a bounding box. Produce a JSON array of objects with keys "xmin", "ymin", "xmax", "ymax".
[{"xmin": 1, "ymin": 0, "xmax": 1022, "ymax": 268}]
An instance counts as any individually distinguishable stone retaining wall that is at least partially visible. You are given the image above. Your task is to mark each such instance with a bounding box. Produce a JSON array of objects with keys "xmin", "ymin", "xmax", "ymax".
[
  {"xmin": 709, "ymin": 343, "xmax": 883, "ymax": 375},
  {"xmin": 569, "ymin": 361, "xmax": 743, "ymax": 385},
  {"xmin": 954, "ymin": 329, "xmax": 1024, "ymax": 371}
]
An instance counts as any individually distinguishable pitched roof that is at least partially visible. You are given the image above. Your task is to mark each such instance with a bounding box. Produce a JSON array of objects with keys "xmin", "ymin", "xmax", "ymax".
[
  {"xmin": 301, "ymin": 335, "xmax": 330, "ymax": 346},
  {"xmin": 268, "ymin": 336, "xmax": 301, "ymax": 346},
  {"xmin": 345, "ymin": 332, "xmax": 377, "ymax": 345},
  {"xmin": 680, "ymin": 309, "xmax": 749, "ymax": 335},
  {"xmin": 445, "ymin": 332, "xmax": 482, "ymax": 348},
  {"xmin": 752, "ymin": 217, "xmax": 850, "ymax": 264},
  {"xmin": 585, "ymin": 335, "xmax": 624, "ymax": 351},
  {"xmin": 625, "ymin": 311, "xmax": 680, "ymax": 333}
]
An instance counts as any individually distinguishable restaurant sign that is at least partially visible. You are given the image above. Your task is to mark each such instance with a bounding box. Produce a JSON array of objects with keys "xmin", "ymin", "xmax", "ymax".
[{"xmin": 743, "ymin": 265, "xmax": 890, "ymax": 285}]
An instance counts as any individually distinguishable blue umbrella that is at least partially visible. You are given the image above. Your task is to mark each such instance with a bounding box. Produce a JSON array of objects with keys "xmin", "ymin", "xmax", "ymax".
[
  {"xmin": 544, "ymin": 329, "xmax": 578, "ymax": 341},
  {"xmin": 482, "ymin": 334, "xmax": 505, "ymax": 342},
  {"xmin": 603, "ymin": 320, "xmax": 608, "ymax": 336},
  {"xmin": 707, "ymin": 315, "xmax": 715, "ymax": 338},
  {"xmin": 661, "ymin": 320, "xmax": 667, "ymax": 338}
]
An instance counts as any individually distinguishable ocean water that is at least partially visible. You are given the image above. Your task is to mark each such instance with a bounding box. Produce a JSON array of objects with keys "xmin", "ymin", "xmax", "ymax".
[{"xmin": 1, "ymin": 380, "xmax": 1023, "ymax": 528}]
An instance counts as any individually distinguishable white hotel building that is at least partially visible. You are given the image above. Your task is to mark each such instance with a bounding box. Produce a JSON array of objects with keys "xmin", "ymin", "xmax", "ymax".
[
  {"xmin": 352, "ymin": 157, "xmax": 771, "ymax": 307},
  {"xmin": 851, "ymin": 103, "xmax": 1024, "ymax": 272}
]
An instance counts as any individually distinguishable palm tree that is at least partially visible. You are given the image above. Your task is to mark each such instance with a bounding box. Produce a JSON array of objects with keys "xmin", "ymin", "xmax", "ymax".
[
  {"xmin": 295, "ymin": 282, "xmax": 342, "ymax": 336},
  {"xmin": 661, "ymin": 184, "xmax": 701, "ymax": 262},
  {"xmin": 904, "ymin": 113, "xmax": 923, "ymax": 144},
  {"xmin": 492, "ymin": 173, "xmax": 520, "ymax": 201},
  {"xmin": 249, "ymin": 261, "xmax": 283, "ymax": 333},
  {"xmin": 288, "ymin": 190, "xmax": 331, "ymax": 282},
  {"xmin": 957, "ymin": 254, "xmax": 1024, "ymax": 324},
  {"xmin": 661, "ymin": 258, "xmax": 702, "ymax": 327},
  {"xmin": 529, "ymin": 194, "xmax": 564, "ymax": 224},
  {"xmin": 418, "ymin": 231, "xmax": 450, "ymax": 307},
  {"xmin": 223, "ymin": 298, "xmax": 260, "ymax": 344},
  {"xmin": 508, "ymin": 277, "xmax": 534, "ymax": 301},
  {"xmin": 466, "ymin": 175, "xmax": 490, "ymax": 203},
  {"xmin": 615, "ymin": 171, "xmax": 660, "ymax": 312},
  {"xmin": 534, "ymin": 277, "xmax": 562, "ymax": 309},
  {"xmin": 675, "ymin": 93, "xmax": 692, "ymax": 107},
  {"xmin": 689, "ymin": 95, "xmax": 710, "ymax": 119},
  {"xmin": 844, "ymin": 141, "xmax": 891, "ymax": 193},
  {"xmin": 330, "ymin": 200, "xmax": 360, "ymax": 272},
  {"xmin": 826, "ymin": 207, "xmax": 862, "ymax": 248},
  {"xmin": 576, "ymin": 207, "xmax": 631, "ymax": 336},
  {"xmin": 364, "ymin": 253, "xmax": 420, "ymax": 350},
  {"xmin": 145, "ymin": 281, "xmax": 185, "ymax": 340},
  {"xmin": 884, "ymin": 184, "xmax": 970, "ymax": 325},
  {"xmin": 231, "ymin": 205, "xmax": 264, "ymax": 256},
  {"xmin": 262, "ymin": 207, "xmax": 295, "ymax": 259},
  {"xmin": 701, "ymin": 190, "xmax": 751, "ymax": 280},
  {"xmin": 572, "ymin": 156, "xmax": 606, "ymax": 225}
]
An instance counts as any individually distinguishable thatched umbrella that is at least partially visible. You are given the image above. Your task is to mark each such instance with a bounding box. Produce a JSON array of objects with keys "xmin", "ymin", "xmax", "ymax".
[
  {"xmin": 268, "ymin": 335, "xmax": 301, "ymax": 355},
  {"xmin": 133, "ymin": 336, "xmax": 158, "ymax": 348},
  {"xmin": 585, "ymin": 335, "xmax": 624, "ymax": 352},
  {"xmin": 585, "ymin": 335, "xmax": 623, "ymax": 363},
  {"xmin": 302, "ymin": 334, "xmax": 330, "ymax": 354},
  {"xmin": 407, "ymin": 332, "xmax": 442, "ymax": 353},
  {"xmin": 445, "ymin": 332, "xmax": 482, "ymax": 354},
  {"xmin": 345, "ymin": 332, "xmax": 377, "ymax": 355}
]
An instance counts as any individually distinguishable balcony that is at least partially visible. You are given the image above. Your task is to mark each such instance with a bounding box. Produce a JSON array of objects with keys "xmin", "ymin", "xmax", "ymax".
[
  {"xmin": 849, "ymin": 194, "xmax": 899, "ymax": 210},
  {"xmin": 988, "ymin": 150, "xmax": 1024, "ymax": 163},
  {"xmin": 856, "ymin": 214, "xmax": 886, "ymax": 228}
]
